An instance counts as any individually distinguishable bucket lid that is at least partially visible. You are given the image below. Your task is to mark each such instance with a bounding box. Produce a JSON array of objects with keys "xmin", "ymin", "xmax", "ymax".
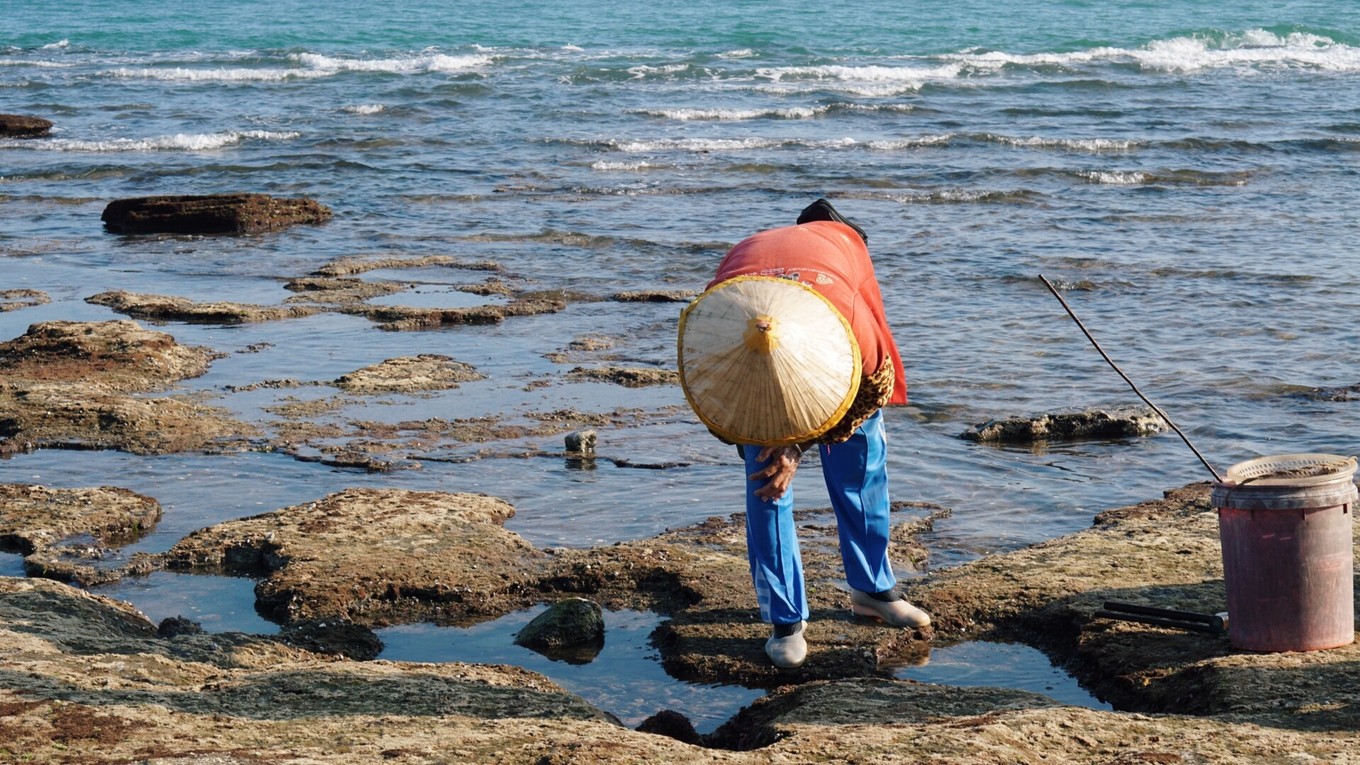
[{"xmin": 1220, "ymin": 453, "xmax": 1358, "ymax": 488}]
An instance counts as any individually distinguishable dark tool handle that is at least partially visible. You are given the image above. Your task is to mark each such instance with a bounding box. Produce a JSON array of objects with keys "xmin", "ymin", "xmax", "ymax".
[
  {"xmin": 1103, "ymin": 601, "xmax": 1217, "ymax": 624},
  {"xmin": 1094, "ymin": 609, "xmax": 1225, "ymax": 634}
]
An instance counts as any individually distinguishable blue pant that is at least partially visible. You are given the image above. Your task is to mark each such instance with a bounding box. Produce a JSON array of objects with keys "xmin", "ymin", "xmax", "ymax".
[{"xmin": 742, "ymin": 409, "xmax": 896, "ymax": 625}]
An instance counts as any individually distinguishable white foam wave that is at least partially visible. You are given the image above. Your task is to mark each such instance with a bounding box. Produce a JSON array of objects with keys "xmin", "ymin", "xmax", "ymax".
[
  {"xmin": 755, "ymin": 62, "xmax": 962, "ymax": 94},
  {"xmin": 865, "ymin": 135, "xmax": 954, "ymax": 150},
  {"xmin": 626, "ymin": 63, "xmax": 692, "ymax": 78},
  {"xmin": 610, "ymin": 136, "xmax": 857, "ymax": 153},
  {"xmin": 591, "ymin": 160, "xmax": 656, "ymax": 171},
  {"xmin": 21, "ymin": 130, "xmax": 299, "ymax": 152},
  {"xmin": 41, "ymin": 40, "xmax": 69, "ymax": 50},
  {"xmin": 944, "ymin": 29, "xmax": 1360, "ymax": 74},
  {"xmin": 999, "ymin": 135, "xmax": 1139, "ymax": 152},
  {"xmin": 106, "ymin": 66, "xmax": 329, "ymax": 82},
  {"xmin": 1081, "ymin": 171, "xmax": 1150, "ymax": 185},
  {"xmin": 294, "ymin": 52, "xmax": 493, "ymax": 73},
  {"xmin": 635, "ymin": 105, "xmax": 827, "ymax": 121},
  {"xmin": 0, "ymin": 60, "xmax": 72, "ymax": 68},
  {"xmin": 343, "ymin": 104, "xmax": 386, "ymax": 115},
  {"xmin": 718, "ymin": 49, "xmax": 757, "ymax": 59},
  {"xmin": 562, "ymin": 44, "xmax": 585, "ymax": 52}
]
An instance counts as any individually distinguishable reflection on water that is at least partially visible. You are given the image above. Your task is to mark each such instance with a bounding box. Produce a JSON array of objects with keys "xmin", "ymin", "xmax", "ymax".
[
  {"xmin": 90, "ymin": 571, "xmax": 279, "ymax": 635},
  {"xmin": 0, "ymin": 553, "xmax": 24, "ymax": 578},
  {"xmin": 377, "ymin": 607, "xmax": 763, "ymax": 734},
  {"xmin": 897, "ymin": 641, "xmax": 1110, "ymax": 710}
]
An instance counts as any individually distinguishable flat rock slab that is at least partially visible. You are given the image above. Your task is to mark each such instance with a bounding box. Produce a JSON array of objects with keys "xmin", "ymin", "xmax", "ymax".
[
  {"xmin": 917, "ymin": 482, "xmax": 1360, "ymax": 731},
  {"xmin": 86, "ymin": 291, "xmax": 321, "ymax": 324},
  {"xmin": 0, "ymin": 484, "xmax": 161, "ymax": 554},
  {"xmin": 0, "ymin": 320, "xmax": 217, "ymax": 392},
  {"xmin": 164, "ymin": 488, "xmax": 550, "ymax": 626},
  {"xmin": 333, "ymin": 354, "xmax": 485, "ymax": 394},
  {"xmin": 961, "ymin": 407, "xmax": 1168, "ymax": 443},
  {"xmin": 0, "ymin": 321, "xmax": 254, "ymax": 455},
  {"xmin": 101, "ymin": 194, "xmax": 332, "ymax": 235},
  {"xmin": 0, "ymin": 113, "xmax": 53, "ymax": 137}
]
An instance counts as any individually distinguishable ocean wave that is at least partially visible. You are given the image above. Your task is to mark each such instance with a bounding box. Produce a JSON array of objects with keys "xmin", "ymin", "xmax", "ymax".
[
  {"xmin": 342, "ymin": 104, "xmax": 386, "ymax": 115},
  {"xmin": 754, "ymin": 62, "xmax": 963, "ymax": 94},
  {"xmin": 943, "ymin": 29, "xmax": 1360, "ymax": 74},
  {"xmin": 293, "ymin": 51, "xmax": 494, "ymax": 73},
  {"xmin": 1079, "ymin": 169, "xmax": 1250, "ymax": 186},
  {"xmin": 606, "ymin": 136, "xmax": 857, "ymax": 153},
  {"xmin": 591, "ymin": 160, "xmax": 658, "ymax": 171},
  {"xmin": 632, "ymin": 105, "xmax": 828, "ymax": 121},
  {"xmin": 884, "ymin": 189, "xmax": 1042, "ymax": 205},
  {"xmin": 105, "ymin": 66, "xmax": 330, "ymax": 82},
  {"xmin": 995, "ymin": 135, "xmax": 1140, "ymax": 152},
  {"xmin": 7, "ymin": 130, "xmax": 299, "ymax": 153}
]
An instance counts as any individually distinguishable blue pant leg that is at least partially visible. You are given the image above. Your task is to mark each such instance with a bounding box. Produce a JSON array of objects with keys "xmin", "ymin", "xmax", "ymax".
[
  {"xmin": 742, "ymin": 444, "xmax": 808, "ymax": 625},
  {"xmin": 819, "ymin": 410, "xmax": 896, "ymax": 594}
]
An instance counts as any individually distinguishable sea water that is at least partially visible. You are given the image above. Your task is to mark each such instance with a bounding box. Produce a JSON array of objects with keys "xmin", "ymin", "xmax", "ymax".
[{"xmin": 4, "ymin": 0, "xmax": 1359, "ymax": 727}]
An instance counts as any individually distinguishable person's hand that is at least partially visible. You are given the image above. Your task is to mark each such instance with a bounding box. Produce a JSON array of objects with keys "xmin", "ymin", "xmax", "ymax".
[{"xmin": 749, "ymin": 444, "xmax": 805, "ymax": 502}]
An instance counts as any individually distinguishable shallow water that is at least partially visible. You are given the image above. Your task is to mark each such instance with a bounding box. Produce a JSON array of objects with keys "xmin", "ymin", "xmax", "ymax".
[{"xmin": 5, "ymin": 0, "xmax": 1360, "ymax": 725}]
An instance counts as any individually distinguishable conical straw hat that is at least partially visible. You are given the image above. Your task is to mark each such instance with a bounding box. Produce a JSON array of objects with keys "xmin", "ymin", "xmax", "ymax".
[{"xmin": 677, "ymin": 275, "xmax": 861, "ymax": 446}]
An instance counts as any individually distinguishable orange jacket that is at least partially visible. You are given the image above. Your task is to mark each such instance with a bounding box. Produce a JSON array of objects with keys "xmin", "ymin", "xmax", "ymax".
[{"xmin": 709, "ymin": 221, "xmax": 907, "ymax": 405}]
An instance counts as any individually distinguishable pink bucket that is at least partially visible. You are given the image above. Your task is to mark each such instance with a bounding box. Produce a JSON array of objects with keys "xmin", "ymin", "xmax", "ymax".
[{"xmin": 1211, "ymin": 454, "xmax": 1357, "ymax": 652}]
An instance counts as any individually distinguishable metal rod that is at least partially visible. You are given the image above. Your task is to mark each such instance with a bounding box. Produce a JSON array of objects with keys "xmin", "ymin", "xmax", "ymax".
[
  {"xmin": 1039, "ymin": 274, "xmax": 1223, "ymax": 483},
  {"xmin": 1093, "ymin": 610, "xmax": 1225, "ymax": 634}
]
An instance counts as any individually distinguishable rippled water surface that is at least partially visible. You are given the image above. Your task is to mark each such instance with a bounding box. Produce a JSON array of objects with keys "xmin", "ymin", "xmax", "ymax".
[{"xmin": 4, "ymin": 0, "xmax": 1360, "ymax": 720}]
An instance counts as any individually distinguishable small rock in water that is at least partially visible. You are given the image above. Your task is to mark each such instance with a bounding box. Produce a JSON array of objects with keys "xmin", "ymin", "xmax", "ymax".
[
  {"xmin": 961, "ymin": 407, "xmax": 1168, "ymax": 444},
  {"xmin": 565, "ymin": 430, "xmax": 597, "ymax": 454},
  {"xmin": 0, "ymin": 114, "xmax": 54, "ymax": 138},
  {"xmin": 514, "ymin": 597, "xmax": 605, "ymax": 661}
]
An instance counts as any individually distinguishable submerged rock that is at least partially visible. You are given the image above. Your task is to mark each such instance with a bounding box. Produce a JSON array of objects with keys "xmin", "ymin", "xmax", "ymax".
[
  {"xmin": 514, "ymin": 597, "xmax": 606, "ymax": 656},
  {"xmin": 0, "ymin": 113, "xmax": 53, "ymax": 138},
  {"xmin": 567, "ymin": 365, "xmax": 679, "ymax": 387},
  {"xmin": 101, "ymin": 193, "xmax": 332, "ymax": 235},
  {"xmin": 0, "ymin": 288, "xmax": 50, "ymax": 312},
  {"xmin": 333, "ymin": 354, "xmax": 484, "ymax": 394},
  {"xmin": 961, "ymin": 407, "xmax": 1168, "ymax": 443}
]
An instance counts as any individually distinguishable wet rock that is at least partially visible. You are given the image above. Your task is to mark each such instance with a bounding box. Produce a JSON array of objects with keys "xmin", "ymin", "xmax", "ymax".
[
  {"xmin": 312, "ymin": 254, "xmax": 501, "ymax": 278},
  {"xmin": 567, "ymin": 365, "xmax": 679, "ymax": 387},
  {"xmin": 0, "ymin": 576, "xmax": 639, "ymax": 763},
  {"xmin": 514, "ymin": 597, "xmax": 606, "ymax": 656},
  {"xmin": 163, "ymin": 488, "xmax": 550, "ymax": 626},
  {"xmin": 612, "ymin": 290, "xmax": 697, "ymax": 303},
  {"xmin": 1297, "ymin": 382, "xmax": 1360, "ymax": 402},
  {"xmin": 333, "ymin": 354, "xmax": 484, "ymax": 394},
  {"xmin": 0, "ymin": 288, "xmax": 50, "ymax": 312},
  {"xmin": 157, "ymin": 616, "xmax": 205, "ymax": 638},
  {"xmin": 0, "ymin": 484, "xmax": 162, "ymax": 555},
  {"xmin": 0, "ymin": 113, "xmax": 53, "ymax": 138},
  {"xmin": 343, "ymin": 297, "xmax": 564, "ymax": 331},
  {"xmin": 707, "ymin": 678, "xmax": 1060, "ymax": 751},
  {"xmin": 917, "ymin": 482, "xmax": 1360, "ymax": 731},
  {"xmin": 961, "ymin": 407, "xmax": 1168, "ymax": 443},
  {"xmin": 86, "ymin": 290, "xmax": 321, "ymax": 324},
  {"xmin": 279, "ymin": 618, "xmax": 384, "ymax": 661},
  {"xmin": 283, "ymin": 276, "xmax": 408, "ymax": 303},
  {"xmin": 636, "ymin": 709, "xmax": 702, "ymax": 745},
  {"xmin": 101, "ymin": 193, "xmax": 332, "ymax": 235},
  {"xmin": 0, "ymin": 321, "xmax": 255, "ymax": 454},
  {"xmin": 0, "ymin": 320, "xmax": 217, "ymax": 391}
]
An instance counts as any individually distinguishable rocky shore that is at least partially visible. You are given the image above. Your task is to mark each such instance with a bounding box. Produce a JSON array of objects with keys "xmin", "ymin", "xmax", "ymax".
[{"xmin": 0, "ymin": 252, "xmax": 1357, "ymax": 763}]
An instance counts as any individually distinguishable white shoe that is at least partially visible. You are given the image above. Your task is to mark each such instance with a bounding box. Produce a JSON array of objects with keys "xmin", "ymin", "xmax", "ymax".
[
  {"xmin": 850, "ymin": 589, "xmax": 931, "ymax": 628},
  {"xmin": 764, "ymin": 621, "xmax": 807, "ymax": 668}
]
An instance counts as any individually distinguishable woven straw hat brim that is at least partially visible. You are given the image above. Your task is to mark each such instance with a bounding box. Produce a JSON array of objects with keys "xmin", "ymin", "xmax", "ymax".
[{"xmin": 677, "ymin": 275, "xmax": 861, "ymax": 446}]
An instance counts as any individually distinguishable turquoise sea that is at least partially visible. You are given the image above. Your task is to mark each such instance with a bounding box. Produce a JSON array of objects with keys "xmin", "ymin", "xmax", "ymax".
[{"xmin": 4, "ymin": 0, "xmax": 1359, "ymax": 730}]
